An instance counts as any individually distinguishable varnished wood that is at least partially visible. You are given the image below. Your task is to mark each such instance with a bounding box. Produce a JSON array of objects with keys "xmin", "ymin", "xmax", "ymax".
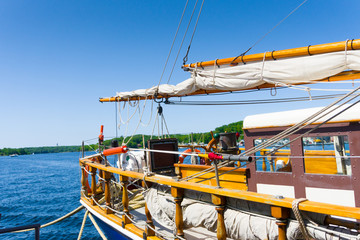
[
  {"xmin": 90, "ymin": 166, "xmax": 97, "ymax": 206},
  {"xmin": 171, "ymin": 187, "xmax": 184, "ymax": 238},
  {"xmin": 120, "ymin": 175, "xmax": 131, "ymax": 225},
  {"xmin": 103, "ymin": 171, "xmax": 113, "ymax": 214},
  {"xmin": 80, "ymin": 159, "xmax": 360, "ymax": 220},
  {"xmin": 145, "ymin": 202, "xmax": 155, "ymax": 237},
  {"xmin": 185, "ymin": 39, "xmax": 360, "ymax": 68},
  {"xmin": 212, "ymin": 195, "xmax": 226, "ymax": 240},
  {"xmin": 276, "ymin": 220, "xmax": 287, "ymax": 240},
  {"xmin": 175, "ymin": 163, "xmax": 248, "ymax": 190},
  {"xmin": 271, "ymin": 206, "xmax": 290, "ymax": 240},
  {"xmin": 81, "ymin": 197, "xmax": 163, "ymax": 240},
  {"xmin": 80, "ymin": 164, "xmax": 87, "ymax": 197}
]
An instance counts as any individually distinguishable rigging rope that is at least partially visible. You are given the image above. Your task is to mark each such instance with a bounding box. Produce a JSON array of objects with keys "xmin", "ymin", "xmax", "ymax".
[
  {"xmin": 167, "ymin": 0, "xmax": 205, "ymax": 83},
  {"xmin": 181, "ymin": 0, "xmax": 205, "ymax": 67},
  {"xmin": 241, "ymin": 86, "xmax": 360, "ymax": 156},
  {"xmin": 15, "ymin": 205, "xmax": 85, "ymax": 233},
  {"xmin": 166, "ymin": 94, "xmax": 345, "ymax": 105},
  {"xmin": 230, "ymin": 0, "xmax": 309, "ymax": 65},
  {"xmin": 88, "ymin": 212, "xmax": 108, "ymax": 240},
  {"xmin": 156, "ymin": 0, "xmax": 190, "ymax": 89},
  {"xmin": 240, "ymin": 94, "xmax": 360, "ymax": 158}
]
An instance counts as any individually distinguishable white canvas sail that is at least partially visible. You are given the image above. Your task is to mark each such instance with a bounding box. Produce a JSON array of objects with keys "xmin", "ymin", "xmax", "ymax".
[{"xmin": 115, "ymin": 50, "xmax": 360, "ymax": 99}]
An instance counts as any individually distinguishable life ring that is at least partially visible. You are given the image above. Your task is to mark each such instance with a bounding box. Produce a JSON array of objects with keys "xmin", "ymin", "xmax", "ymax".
[
  {"xmin": 118, "ymin": 151, "xmax": 143, "ymax": 172},
  {"xmin": 179, "ymin": 148, "xmax": 201, "ymax": 163}
]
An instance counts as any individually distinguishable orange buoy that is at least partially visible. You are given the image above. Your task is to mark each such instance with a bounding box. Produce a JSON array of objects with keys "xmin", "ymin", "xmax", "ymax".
[
  {"xmin": 103, "ymin": 145, "xmax": 128, "ymax": 156},
  {"xmin": 178, "ymin": 148, "xmax": 201, "ymax": 163}
]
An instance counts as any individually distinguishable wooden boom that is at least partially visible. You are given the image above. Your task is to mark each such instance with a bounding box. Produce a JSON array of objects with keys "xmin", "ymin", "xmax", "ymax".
[
  {"xmin": 99, "ymin": 70, "xmax": 360, "ymax": 102},
  {"xmin": 100, "ymin": 39, "xmax": 360, "ymax": 102},
  {"xmin": 184, "ymin": 39, "xmax": 360, "ymax": 68}
]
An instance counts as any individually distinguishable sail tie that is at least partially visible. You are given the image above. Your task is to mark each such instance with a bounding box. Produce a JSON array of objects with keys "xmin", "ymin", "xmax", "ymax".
[
  {"xmin": 305, "ymin": 87, "xmax": 312, "ymax": 101},
  {"xmin": 212, "ymin": 59, "xmax": 218, "ymax": 84},
  {"xmin": 345, "ymin": 39, "xmax": 349, "ymax": 70},
  {"xmin": 260, "ymin": 51, "xmax": 267, "ymax": 82}
]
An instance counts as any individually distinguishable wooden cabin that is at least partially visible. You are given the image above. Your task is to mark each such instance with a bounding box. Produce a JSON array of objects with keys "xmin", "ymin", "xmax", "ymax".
[{"xmin": 243, "ymin": 104, "xmax": 360, "ymax": 208}]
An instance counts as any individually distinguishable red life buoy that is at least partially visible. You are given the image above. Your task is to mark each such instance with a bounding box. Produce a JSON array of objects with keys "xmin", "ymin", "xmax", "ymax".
[{"xmin": 178, "ymin": 148, "xmax": 201, "ymax": 163}]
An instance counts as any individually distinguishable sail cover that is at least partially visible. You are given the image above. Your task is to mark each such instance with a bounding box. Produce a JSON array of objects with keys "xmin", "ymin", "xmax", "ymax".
[{"xmin": 116, "ymin": 50, "xmax": 360, "ymax": 99}]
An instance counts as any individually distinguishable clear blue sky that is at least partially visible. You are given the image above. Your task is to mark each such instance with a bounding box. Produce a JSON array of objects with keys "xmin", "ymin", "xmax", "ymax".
[{"xmin": 0, "ymin": 0, "xmax": 359, "ymax": 148}]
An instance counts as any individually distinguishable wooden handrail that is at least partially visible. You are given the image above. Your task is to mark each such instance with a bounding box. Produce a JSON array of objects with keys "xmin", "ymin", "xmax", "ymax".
[{"xmin": 79, "ymin": 159, "xmax": 360, "ymax": 220}]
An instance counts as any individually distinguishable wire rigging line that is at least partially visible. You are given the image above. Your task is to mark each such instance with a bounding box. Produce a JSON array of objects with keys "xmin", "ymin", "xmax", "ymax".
[
  {"xmin": 241, "ymin": 86, "xmax": 360, "ymax": 156},
  {"xmin": 115, "ymin": 101, "xmax": 118, "ymax": 138},
  {"xmin": 165, "ymin": 0, "xmax": 204, "ymax": 84},
  {"xmin": 180, "ymin": 0, "xmax": 206, "ymax": 67},
  {"xmin": 156, "ymin": 0, "xmax": 190, "ymax": 89},
  {"xmin": 230, "ymin": 0, "xmax": 309, "ymax": 65},
  {"xmin": 166, "ymin": 94, "xmax": 345, "ymax": 106}
]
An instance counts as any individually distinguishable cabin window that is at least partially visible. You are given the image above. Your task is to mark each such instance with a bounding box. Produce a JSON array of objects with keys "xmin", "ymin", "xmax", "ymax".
[
  {"xmin": 254, "ymin": 138, "xmax": 291, "ymax": 172},
  {"xmin": 302, "ymin": 135, "xmax": 351, "ymax": 175}
]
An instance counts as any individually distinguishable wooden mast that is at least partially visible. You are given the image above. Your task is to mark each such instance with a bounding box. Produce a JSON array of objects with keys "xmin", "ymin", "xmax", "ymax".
[{"xmin": 100, "ymin": 39, "xmax": 360, "ymax": 102}]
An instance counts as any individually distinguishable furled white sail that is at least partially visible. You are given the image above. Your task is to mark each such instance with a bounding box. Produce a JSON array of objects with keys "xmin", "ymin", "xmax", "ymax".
[{"xmin": 116, "ymin": 50, "xmax": 360, "ymax": 99}]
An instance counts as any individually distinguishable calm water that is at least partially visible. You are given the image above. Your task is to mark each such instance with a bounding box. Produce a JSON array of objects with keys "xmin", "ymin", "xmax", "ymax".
[{"xmin": 0, "ymin": 152, "xmax": 100, "ymax": 240}]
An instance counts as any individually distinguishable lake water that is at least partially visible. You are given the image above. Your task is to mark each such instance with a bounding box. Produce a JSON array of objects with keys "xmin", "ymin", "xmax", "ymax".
[{"xmin": 0, "ymin": 152, "xmax": 100, "ymax": 240}]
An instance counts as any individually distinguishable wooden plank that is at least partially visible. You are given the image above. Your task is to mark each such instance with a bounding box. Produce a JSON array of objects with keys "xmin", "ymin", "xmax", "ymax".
[{"xmin": 181, "ymin": 169, "xmax": 247, "ymax": 183}]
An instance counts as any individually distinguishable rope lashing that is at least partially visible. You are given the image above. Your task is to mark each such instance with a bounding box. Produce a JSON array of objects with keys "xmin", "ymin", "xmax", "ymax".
[
  {"xmin": 77, "ymin": 210, "xmax": 89, "ymax": 240},
  {"xmin": 88, "ymin": 212, "xmax": 108, "ymax": 240},
  {"xmin": 292, "ymin": 198, "xmax": 312, "ymax": 240},
  {"xmin": 15, "ymin": 205, "xmax": 85, "ymax": 233},
  {"xmin": 345, "ymin": 39, "xmax": 349, "ymax": 70},
  {"xmin": 230, "ymin": 0, "xmax": 308, "ymax": 65}
]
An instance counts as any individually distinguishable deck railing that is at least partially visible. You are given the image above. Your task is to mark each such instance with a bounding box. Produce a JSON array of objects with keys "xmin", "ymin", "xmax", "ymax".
[
  {"xmin": 80, "ymin": 156, "xmax": 360, "ymax": 240},
  {"xmin": 0, "ymin": 224, "xmax": 40, "ymax": 240}
]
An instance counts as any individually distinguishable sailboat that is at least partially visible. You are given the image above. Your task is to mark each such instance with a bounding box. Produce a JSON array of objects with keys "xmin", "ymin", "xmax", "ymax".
[
  {"xmin": 75, "ymin": 0, "xmax": 360, "ymax": 238},
  {"xmin": 79, "ymin": 38, "xmax": 360, "ymax": 239}
]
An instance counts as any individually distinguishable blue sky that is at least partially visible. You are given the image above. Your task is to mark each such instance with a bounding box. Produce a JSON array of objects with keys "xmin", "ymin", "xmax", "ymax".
[{"xmin": 0, "ymin": 0, "xmax": 359, "ymax": 148}]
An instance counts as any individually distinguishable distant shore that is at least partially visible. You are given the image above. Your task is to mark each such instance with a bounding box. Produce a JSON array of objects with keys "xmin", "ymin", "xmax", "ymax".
[{"xmin": 0, "ymin": 121, "xmax": 243, "ymax": 156}]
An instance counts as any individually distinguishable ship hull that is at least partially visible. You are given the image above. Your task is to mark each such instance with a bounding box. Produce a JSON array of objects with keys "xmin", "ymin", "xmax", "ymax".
[{"xmin": 80, "ymin": 200, "xmax": 143, "ymax": 240}]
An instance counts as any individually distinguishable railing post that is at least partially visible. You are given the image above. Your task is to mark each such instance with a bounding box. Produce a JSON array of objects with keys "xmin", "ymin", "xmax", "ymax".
[
  {"xmin": 171, "ymin": 187, "xmax": 184, "ymax": 238},
  {"xmin": 90, "ymin": 166, "xmax": 97, "ymax": 206},
  {"xmin": 80, "ymin": 164, "xmax": 88, "ymax": 197},
  {"xmin": 120, "ymin": 175, "xmax": 131, "ymax": 225},
  {"xmin": 271, "ymin": 206, "xmax": 290, "ymax": 240},
  {"xmin": 212, "ymin": 194, "xmax": 226, "ymax": 240},
  {"xmin": 35, "ymin": 225, "xmax": 40, "ymax": 240},
  {"xmin": 142, "ymin": 181, "xmax": 155, "ymax": 237},
  {"xmin": 104, "ymin": 171, "xmax": 113, "ymax": 214},
  {"xmin": 261, "ymin": 150, "xmax": 267, "ymax": 171},
  {"xmin": 145, "ymin": 202, "xmax": 155, "ymax": 237}
]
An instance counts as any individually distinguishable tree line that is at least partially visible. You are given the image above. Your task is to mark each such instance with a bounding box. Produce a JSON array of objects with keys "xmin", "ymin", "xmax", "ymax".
[{"xmin": 0, "ymin": 121, "xmax": 243, "ymax": 156}]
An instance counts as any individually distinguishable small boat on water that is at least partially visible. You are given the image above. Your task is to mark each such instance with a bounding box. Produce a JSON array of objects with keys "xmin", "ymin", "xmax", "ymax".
[
  {"xmin": 10, "ymin": 154, "xmax": 18, "ymax": 157},
  {"xmin": 78, "ymin": 3, "xmax": 360, "ymax": 240}
]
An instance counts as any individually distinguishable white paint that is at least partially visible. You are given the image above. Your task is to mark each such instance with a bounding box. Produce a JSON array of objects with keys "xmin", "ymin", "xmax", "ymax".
[
  {"xmin": 305, "ymin": 187, "xmax": 355, "ymax": 207},
  {"xmin": 257, "ymin": 184, "xmax": 295, "ymax": 198},
  {"xmin": 80, "ymin": 200, "xmax": 143, "ymax": 240},
  {"xmin": 243, "ymin": 104, "xmax": 360, "ymax": 129}
]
